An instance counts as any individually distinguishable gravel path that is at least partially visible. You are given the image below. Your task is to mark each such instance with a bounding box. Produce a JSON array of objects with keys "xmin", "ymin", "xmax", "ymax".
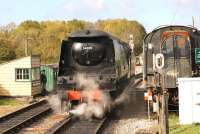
[
  {"xmin": 103, "ymin": 78, "xmax": 158, "ymax": 134},
  {"xmin": 104, "ymin": 118, "xmax": 157, "ymax": 134}
]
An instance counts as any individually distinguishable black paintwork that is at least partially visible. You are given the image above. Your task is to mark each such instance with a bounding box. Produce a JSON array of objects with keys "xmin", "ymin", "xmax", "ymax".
[{"xmin": 57, "ymin": 29, "xmax": 135, "ymax": 93}]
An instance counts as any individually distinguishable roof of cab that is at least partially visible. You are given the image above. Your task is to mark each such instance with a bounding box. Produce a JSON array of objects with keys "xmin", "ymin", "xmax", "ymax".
[{"xmin": 144, "ymin": 25, "xmax": 200, "ymax": 44}]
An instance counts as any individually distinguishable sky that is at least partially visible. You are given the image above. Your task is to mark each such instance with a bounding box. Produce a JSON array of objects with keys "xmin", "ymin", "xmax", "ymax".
[{"xmin": 0, "ymin": 0, "xmax": 199, "ymax": 32}]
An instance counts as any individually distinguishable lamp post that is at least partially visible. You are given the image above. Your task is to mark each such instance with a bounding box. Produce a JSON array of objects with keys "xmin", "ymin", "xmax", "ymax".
[
  {"xmin": 129, "ymin": 34, "xmax": 134, "ymax": 52},
  {"xmin": 24, "ymin": 33, "xmax": 32, "ymax": 56}
]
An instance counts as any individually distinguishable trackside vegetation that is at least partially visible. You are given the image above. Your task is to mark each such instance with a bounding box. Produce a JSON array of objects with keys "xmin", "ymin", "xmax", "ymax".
[
  {"xmin": 0, "ymin": 19, "xmax": 146, "ymax": 63},
  {"xmin": 169, "ymin": 114, "xmax": 200, "ymax": 134}
]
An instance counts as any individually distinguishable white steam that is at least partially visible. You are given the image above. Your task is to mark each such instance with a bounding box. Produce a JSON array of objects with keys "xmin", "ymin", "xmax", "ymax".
[
  {"xmin": 114, "ymin": 89, "xmax": 130, "ymax": 106},
  {"xmin": 76, "ymin": 74, "xmax": 99, "ymax": 90},
  {"xmin": 69, "ymin": 74, "xmax": 111, "ymax": 119},
  {"xmin": 46, "ymin": 94, "xmax": 62, "ymax": 114},
  {"xmin": 49, "ymin": 73, "xmax": 131, "ymax": 119}
]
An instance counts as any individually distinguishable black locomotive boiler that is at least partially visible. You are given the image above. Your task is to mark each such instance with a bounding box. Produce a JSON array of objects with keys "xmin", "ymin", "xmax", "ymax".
[{"xmin": 57, "ymin": 29, "xmax": 135, "ymax": 107}]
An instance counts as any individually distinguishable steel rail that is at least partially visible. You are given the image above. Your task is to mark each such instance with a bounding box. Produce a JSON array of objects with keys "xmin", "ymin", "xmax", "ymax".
[
  {"xmin": 45, "ymin": 114, "xmax": 73, "ymax": 134},
  {"xmin": 0, "ymin": 99, "xmax": 51, "ymax": 134}
]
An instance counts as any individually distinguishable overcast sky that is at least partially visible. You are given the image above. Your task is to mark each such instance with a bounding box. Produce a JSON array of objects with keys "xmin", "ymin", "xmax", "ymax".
[{"xmin": 0, "ymin": 0, "xmax": 199, "ymax": 32}]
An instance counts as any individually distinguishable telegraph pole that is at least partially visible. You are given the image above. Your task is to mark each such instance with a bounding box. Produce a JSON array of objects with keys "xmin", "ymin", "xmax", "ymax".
[
  {"xmin": 25, "ymin": 37, "xmax": 28, "ymax": 56},
  {"xmin": 24, "ymin": 33, "xmax": 32, "ymax": 56},
  {"xmin": 24, "ymin": 32, "xmax": 28, "ymax": 56},
  {"xmin": 155, "ymin": 57, "xmax": 169, "ymax": 134},
  {"xmin": 160, "ymin": 75, "xmax": 169, "ymax": 134}
]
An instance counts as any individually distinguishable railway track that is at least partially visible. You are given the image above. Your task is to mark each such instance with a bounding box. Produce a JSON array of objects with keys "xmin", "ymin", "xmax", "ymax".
[
  {"xmin": 45, "ymin": 114, "xmax": 73, "ymax": 134},
  {"xmin": 65, "ymin": 118, "xmax": 107, "ymax": 134},
  {"xmin": 46, "ymin": 114, "xmax": 108, "ymax": 134},
  {"xmin": 0, "ymin": 99, "xmax": 51, "ymax": 134}
]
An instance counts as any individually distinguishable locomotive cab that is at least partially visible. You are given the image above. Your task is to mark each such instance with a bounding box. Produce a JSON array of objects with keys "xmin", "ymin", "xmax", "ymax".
[{"xmin": 161, "ymin": 31, "xmax": 192, "ymax": 88}]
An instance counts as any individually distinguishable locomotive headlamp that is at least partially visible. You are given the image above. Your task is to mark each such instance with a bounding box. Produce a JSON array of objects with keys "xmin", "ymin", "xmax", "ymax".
[{"xmin": 74, "ymin": 43, "xmax": 82, "ymax": 50}]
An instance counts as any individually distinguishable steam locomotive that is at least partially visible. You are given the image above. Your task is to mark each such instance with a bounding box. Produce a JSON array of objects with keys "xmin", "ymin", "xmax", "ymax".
[
  {"xmin": 57, "ymin": 29, "xmax": 135, "ymax": 108},
  {"xmin": 143, "ymin": 25, "xmax": 200, "ymax": 105}
]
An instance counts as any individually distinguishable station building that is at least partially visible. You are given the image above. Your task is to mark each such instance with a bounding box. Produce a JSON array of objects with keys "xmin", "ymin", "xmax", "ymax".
[{"xmin": 0, "ymin": 56, "xmax": 41, "ymax": 96}]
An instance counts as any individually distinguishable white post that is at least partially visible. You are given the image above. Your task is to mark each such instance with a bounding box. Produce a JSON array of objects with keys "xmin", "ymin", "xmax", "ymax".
[
  {"xmin": 148, "ymin": 99, "xmax": 151, "ymax": 120},
  {"xmin": 129, "ymin": 34, "xmax": 134, "ymax": 52}
]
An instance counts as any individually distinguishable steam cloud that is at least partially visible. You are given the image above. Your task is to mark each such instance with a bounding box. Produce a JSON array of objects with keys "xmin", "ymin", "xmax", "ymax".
[
  {"xmin": 69, "ymin": 74, "xmax": 130, "ymax": 119},
  {"xmin": 69, "ymin": 74, "xmax": 111, "ymax": 119},
  {"xmin": 47, "ymin": 93, "xmax": 62, "ymax": 114},
  {"xmin": 47, "ymin": 73, "xmax": 130, "ymax": 118}
]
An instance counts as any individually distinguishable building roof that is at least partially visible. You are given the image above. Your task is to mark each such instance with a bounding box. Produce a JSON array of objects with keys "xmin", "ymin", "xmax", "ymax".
[
  {"xmin": 0, "ymin": 55, "xmax": 40, "ymax": 66},
  {"xmin": 41, "ymin": 63, "xmax": 58, "ymax": 69}
]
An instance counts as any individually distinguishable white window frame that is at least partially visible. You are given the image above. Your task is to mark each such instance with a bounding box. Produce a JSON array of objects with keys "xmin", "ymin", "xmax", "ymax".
[{"xmin": 15, "ymin": 68, "xmax": 31, "ymax": 81}]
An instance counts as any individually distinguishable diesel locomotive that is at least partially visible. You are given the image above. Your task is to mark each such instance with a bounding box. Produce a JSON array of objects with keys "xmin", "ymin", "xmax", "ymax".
[
  {"xmin": 57, "ymin": 29, "xmax": 135, "ymax": 108},
  {"xmin": 143, "ymin": 25, "xmax": 200, "ymax": 105}
]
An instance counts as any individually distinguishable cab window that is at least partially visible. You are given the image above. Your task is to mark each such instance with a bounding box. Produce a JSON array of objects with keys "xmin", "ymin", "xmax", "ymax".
[
  {"xmin": 162, "ymin": 36, "xmax": 174, "ymax": 57},
  {"xmin": 176, "ymin": 35, "xmax": 190, "ymax": 58}
]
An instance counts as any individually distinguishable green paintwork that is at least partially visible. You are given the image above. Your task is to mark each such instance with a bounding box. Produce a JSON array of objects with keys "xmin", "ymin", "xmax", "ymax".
[
  {"xmin": 195, "ymin": 48, "xmax": 200, "ymax": 64},
  {"xmin": 40, "ymin": 65, "xmax": 58, "ymax": 92}
]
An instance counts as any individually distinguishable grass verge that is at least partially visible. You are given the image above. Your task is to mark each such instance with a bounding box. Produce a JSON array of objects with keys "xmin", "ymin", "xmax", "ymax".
[
  {"xmin": 0, "ymin": 98, "xmax": 25, "ymax": 106},
  {"xmin": 169, "ymin": 114, "xmax": 200, "ymax": 134}
]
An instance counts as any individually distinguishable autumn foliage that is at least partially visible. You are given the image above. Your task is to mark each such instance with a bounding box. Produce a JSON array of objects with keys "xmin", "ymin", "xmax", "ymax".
[{"xmin": 0, "ymin": 19, "xmax": 146, "ymax": 63}]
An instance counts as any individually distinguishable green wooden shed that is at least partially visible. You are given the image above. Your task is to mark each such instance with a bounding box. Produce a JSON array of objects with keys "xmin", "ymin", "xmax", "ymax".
[{"xmin": 40, "ymin": 64, "xmax": 58, "ymax": 92}]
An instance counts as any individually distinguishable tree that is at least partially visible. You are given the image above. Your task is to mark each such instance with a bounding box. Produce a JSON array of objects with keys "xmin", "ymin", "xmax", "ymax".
[
  {"xmin": 0, "ymin": 19, "xmax": 146, "ymax": 63},
  {"xmin": 96, "ymin": 19, "xmax": 146, "ymax": 55},
  {"xmin": 0, "ymin": 41, "xmax": 16, "ymax": 63}
]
